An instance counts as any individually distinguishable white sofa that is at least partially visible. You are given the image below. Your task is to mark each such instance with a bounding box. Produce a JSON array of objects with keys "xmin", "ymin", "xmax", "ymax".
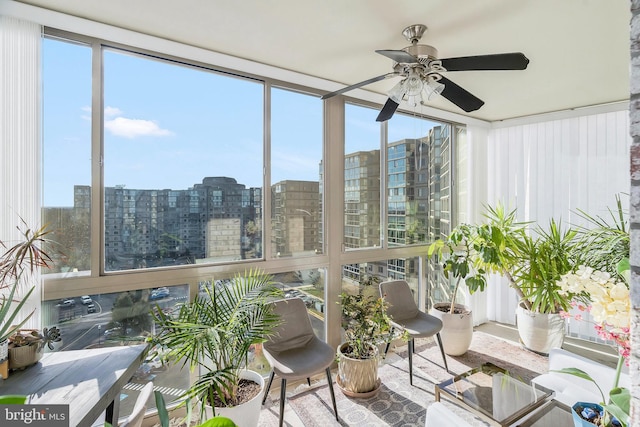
[{"xmin": 531, "ymin": 347, "xmax": 630, "ymax": 406}]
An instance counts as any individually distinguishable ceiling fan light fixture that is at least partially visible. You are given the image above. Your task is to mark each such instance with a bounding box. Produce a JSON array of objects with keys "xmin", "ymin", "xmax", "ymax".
[
  {"xmin": 405, "ymin": 74, "xmax": 423, "ymax": 96},
  {"xmin": 388, "ymin": 79, "xmax": 407, "ymax": 104},
  {"xmin": 422, "ymin": 79, "xmax": 445, "ymax": 102}
]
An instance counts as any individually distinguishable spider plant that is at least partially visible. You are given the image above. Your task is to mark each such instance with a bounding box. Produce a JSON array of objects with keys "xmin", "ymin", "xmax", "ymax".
[{"xmin": 150, "ymin": 269, "xmax": 282, "ymax": 416}]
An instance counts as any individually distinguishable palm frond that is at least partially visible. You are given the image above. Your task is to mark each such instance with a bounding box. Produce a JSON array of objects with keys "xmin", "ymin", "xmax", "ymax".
[
  {"xmin": 150, "ymin": 268, "xmax": 283, "ymax": 411},
  {"xmin": 570, "ymin": 194, "xmax": 629, "ymax": 277}
]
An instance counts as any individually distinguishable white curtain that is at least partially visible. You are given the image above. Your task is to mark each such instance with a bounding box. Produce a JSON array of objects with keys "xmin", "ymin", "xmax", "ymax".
[
  {"xmin": 0, "ymin": 15, "xmax": 43, "ymax": 329},
  {"xmin": 484, "ymin": 109, "xmax": 630, "ymax": 337}
]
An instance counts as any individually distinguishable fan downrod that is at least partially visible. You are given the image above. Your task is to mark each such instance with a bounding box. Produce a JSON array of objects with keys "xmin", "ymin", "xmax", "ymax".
[{"xmin": 402, "ymin": 24, "xmax": 427, "ymax": 44}]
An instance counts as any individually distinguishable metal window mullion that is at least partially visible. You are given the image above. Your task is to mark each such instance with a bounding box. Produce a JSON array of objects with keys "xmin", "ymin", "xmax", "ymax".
[{"xmin": 90, "ymin": 42, "xmax": 104, "ymax": 277}]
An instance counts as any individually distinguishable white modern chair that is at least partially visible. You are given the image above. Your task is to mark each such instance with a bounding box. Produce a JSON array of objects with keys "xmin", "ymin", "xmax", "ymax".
[
  {"xmin": 379, "ymin": 279, "xmax": 449, "ymax": 385},
  {"xmin": 119, "ymin": 381, "xmax": 154, "ymax": 427}
]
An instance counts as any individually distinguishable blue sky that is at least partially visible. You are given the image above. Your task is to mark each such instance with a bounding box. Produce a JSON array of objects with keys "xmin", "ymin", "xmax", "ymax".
[{"xmin": 43, "ymin": 38, "xmax": 437, "ymax": 207}]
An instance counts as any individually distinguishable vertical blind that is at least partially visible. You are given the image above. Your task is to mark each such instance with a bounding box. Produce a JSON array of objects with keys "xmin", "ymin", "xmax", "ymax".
[
  {"xmin": 484, "ymin": 109, "xmax": 630, "ymax": 340},
  {"xmin": 0, "ymin": 15, "xmax": 42, "ymax": 329}
]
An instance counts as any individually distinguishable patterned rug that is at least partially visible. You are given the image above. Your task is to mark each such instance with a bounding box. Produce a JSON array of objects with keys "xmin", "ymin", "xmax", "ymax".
[{"xmin": 258, "ymin": 331, "xmax": 550, "ymax": 427}]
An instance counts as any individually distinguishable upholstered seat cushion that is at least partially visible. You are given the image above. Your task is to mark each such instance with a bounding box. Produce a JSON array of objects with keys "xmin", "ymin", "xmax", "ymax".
[
  {"xmin": 264, "ymin": 336, "xmax": 334, "ymax": 379},
  {"xmin": 391, "ymin": 310, "xmax": 443, "ymax": 338}
]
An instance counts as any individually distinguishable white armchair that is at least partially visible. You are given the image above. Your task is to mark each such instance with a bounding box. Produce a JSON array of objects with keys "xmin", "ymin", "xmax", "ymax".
[
  {"xmin": 425, "ymin": 402, "xmax": 473, "ymax": 427},
  {"xmin": 531, "ymin": 348, "xmax": 629, "ymax": 406}
]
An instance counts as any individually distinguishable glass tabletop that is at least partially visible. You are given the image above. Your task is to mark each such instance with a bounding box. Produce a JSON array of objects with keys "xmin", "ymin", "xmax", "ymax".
[{"xmin": 435, "ymin": 363, "xmax": 553, "ymax": 426}]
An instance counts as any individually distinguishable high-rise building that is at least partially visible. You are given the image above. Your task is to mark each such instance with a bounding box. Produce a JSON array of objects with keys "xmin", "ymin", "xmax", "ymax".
[
  {"xmin": 271, "ymin": 180, "xmax": 320, "ymax": 257},
  {"xmin": 68, "ymin": 177, "xmax": 262, "ymax": 271}
]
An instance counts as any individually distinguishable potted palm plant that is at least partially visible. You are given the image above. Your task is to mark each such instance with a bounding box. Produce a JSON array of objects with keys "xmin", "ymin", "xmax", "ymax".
[
  {"xmin": 150, "ymin": 269, "xmax": 282, "ymax": 427},
  {"xmin": 471, "ymin": 204, "xmax": 576, "ymax": 354},
  {"xmin": 430, "ymin": 204, "xmax": 577, "ymax": 355},
  {"xmin": 0, "ymin": 221, "xmax": 53, "ymax": 378},
  {"xmin": 336, "ymin": 286, "xmax": 395, "ymax": 397},
  {"xmin": 511, "ymin": 218, "xmax": 576, "ymax": 354}
]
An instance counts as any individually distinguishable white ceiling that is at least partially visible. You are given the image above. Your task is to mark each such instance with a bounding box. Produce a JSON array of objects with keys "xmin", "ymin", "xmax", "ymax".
[{"xmin": 15, "ymin": 0, "xmax": 632, "ymax": 122}]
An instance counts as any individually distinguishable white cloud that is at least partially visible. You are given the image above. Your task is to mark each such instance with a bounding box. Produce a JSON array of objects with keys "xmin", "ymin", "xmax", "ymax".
[
  {"xmin": 105, "ymin": 117, "xmax": 174, "ymax": 139},
  {"xmin": 104, "ymin": 106, "xmax": 123, "ymax": 118},
  {"xmin": 80, "ymin": 105, "xmax": 173, "ymax": 139}
]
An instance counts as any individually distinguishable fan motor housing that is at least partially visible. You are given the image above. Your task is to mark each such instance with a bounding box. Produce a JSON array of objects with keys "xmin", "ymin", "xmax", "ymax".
[{"xmin": 403, "ymin": 44, "xmax": 438, "ymax": 61}]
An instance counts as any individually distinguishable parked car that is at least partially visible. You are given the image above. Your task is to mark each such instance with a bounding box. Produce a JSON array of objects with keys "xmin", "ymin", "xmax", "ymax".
[
  {"xmin": 104, "ymin": 327, "xmax": 132, "ymax": 338},
  {"xmin": 81, "ymin": 295, "xmax": 92, "ymax": 305},
  {"xmin": 86, "ymin": 303, "xmax": 96, "ymax": 313},
  {"xmin": 57, "ymin": 299, "xmax": 75, "ymax": 307},
  {"xmin": 149, "ymin": 287, "xmax": 170, "ymax": 300}
]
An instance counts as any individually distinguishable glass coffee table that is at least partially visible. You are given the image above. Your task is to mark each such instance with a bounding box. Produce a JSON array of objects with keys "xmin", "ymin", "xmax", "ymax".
[{"xmin": 435, "ymin": 363, "xmax": 562, "ymax": 427}]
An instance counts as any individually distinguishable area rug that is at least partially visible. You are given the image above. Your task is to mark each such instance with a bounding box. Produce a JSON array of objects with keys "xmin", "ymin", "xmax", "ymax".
[{"xmin": 258, "ymin": 331, "xmax": 549, "ymax": 427}]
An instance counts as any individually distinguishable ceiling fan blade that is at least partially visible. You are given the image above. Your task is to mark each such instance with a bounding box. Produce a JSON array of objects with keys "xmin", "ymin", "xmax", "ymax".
[
  {"xmin": 438, "ymin": 76, "xmax": 485, "ymax": 112},
  {"xmin": 376, "ymin": 98, "xmax": 400, "ymax": 122},
  {"xmin": 440, "ymin": 52, "xmax": 529, "ymax": 71},
  {"xmin": 375, "ymin": 49, "xmax": 418, "ymax": 64},
  {"xmin": 321, "ymin": 72, "xmax": 399, "ymax": 100}
]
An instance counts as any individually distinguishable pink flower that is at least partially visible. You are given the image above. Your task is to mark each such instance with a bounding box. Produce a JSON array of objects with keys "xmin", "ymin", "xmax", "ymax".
[{"xmin": 574, "ymin": 314, "xmax": 583, "ymax": 321}]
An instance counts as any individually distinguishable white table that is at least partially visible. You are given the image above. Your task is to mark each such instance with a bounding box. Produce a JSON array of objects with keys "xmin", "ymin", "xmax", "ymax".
[{"xmin": 0, "ymin": 344, "xmax": 148, "ymax": 427}]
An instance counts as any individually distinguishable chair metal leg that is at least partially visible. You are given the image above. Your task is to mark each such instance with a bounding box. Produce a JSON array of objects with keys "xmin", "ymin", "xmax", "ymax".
[
  {"xmin": 307, "ymin": 377, "xmax": 311, "ymax": 386},
  {"xmin": 325, "ymin": 367, "xmax": 338, "ymax": 421},
  {"xmin": 435, "ymin": 332, "xmax": 449, "ymax": 373},
  {"xmin": 408, "ymin": 338, "xmax": 414, "ymax": 386},
  {"xmin": 279, "ymin": 378, "xmax": 287, "ymax": 427},
  {"xmin": 384, "ymin": 327, "xmax": 395, "ymax": 357},
  {"xmin": 262, "ymin": 370, "xmax": 275, "ymax": 405}
]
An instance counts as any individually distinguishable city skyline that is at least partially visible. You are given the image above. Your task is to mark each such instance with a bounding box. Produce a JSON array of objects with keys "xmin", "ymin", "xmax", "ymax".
[{"xmin": 42, "ymin": 37, "xmax": 439, "ymax": 207}]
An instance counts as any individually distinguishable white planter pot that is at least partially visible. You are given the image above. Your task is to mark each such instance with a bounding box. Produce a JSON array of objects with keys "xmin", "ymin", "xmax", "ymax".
[
  {"xmin": 0, "ymin": 339, "xmax": 7, "ymax": 363},
  {"xmin": 515, "ymin": 302, "xmax": 565, "ymax": 355},
  {"xmin": 336, "ymin": 343, "xmax": 380, "ymax": 396},
  {"xmin": 204, "ymin": 369, "xmax": 265, "ymax": 427},
  {"xmin": 429, "ymin": 303, "xmax": 473, "ymax": 356}
]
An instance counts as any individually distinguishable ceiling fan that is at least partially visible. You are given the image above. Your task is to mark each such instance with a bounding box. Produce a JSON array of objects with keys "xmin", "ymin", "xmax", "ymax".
[{"xmin": 321, "ymin": 24, "xmax": 530, "ymax": 121}]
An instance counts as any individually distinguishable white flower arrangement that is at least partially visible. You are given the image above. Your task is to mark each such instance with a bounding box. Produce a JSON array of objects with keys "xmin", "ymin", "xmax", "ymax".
[{"xmin": 558, "ymin": 265, "xmax": 630, "ymax": 330}]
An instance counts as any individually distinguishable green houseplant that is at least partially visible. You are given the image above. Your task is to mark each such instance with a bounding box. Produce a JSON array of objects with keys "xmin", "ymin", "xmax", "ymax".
[
  {"xmin": 336, "ymin": 286, "xmax": 395, "ymax": 396},
  {"xmin": 0, "ymin": 221, "xmax": 52, "ymax": 340},
  {"xmin": 428, "ymin": 223, "xmax": 490, "ymax": 355},
  {"xmin": 511, "ymin": 217, "xmax": 576, "ymax": 354},
  {"xmin": 0, "ymin": 221, "xmax": 53, "ymax": 378},
  {"xmin": 471, "ymin": 204, "xmax": 577, "ymax": 354},
  {"xmin": 7, "ymin": 326, "xmax": 61, "ymax": 370},
  {"xmin": 150, "ymin": 269, "xmax": 282, "ymax": 426},
  {"xmin": 430, "ymin": 204, "xmax": 577, "ymax": 354}
]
